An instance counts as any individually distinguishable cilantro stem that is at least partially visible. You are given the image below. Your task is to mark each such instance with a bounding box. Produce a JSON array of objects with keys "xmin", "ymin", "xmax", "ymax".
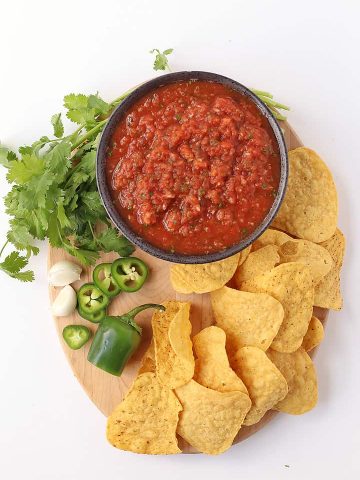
[
  {"xmin": 88, "ymin": 221, "xmax": 97, "ymax": 241},
  {"xmin": 259, "ymin": 97, "xmax": 290, "ymax": 111},
  {"xmin": 44, "ymin": 126, "xmax": 83, "ymax": 145},
  {"xmin": 110, "ymin": 86, "xmax": 137, "ymax": 106},
  {"xmin": 71, "ymin": 119, "xmax": 107, "ymax": 150},
  {"xmin": 251, "ymin": 89, "xmax": 273, "ymax": 99},
  {"xmin": 0, "ymin": 240, "xmax": 9, "ymax": 258}
]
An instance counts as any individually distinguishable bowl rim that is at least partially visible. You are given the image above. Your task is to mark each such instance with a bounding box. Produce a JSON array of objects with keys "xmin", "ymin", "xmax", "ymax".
[{"xmin": 96, "ymin": 71, "xmax": 288, "ymax": 264}]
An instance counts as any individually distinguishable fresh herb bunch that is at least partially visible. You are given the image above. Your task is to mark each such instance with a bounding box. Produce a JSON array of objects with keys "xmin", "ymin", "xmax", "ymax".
[
  {"xmin": 0, "ymin": 47, "xmax": 289, "ymax": 281},
  {"xmin": 0, "ymin": 89, "xmax": 136, "ymax": 281}
]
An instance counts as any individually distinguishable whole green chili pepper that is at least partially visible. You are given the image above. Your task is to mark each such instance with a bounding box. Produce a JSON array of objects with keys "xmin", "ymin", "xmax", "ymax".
[
  {"xmin": 87, "ymin": 303, "xmax": 165, "ymax": 376},
  {"xmin": 111, "ymin": 257, "xmax": 149, "ymax": 292}
]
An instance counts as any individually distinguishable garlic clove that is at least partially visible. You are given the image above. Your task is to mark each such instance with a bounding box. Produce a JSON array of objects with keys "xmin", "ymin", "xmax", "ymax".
[
  {"xmin": 48, "ymin": 261, "xmax": 82, "ymax": 286},
  {"xmin": 52, "ymin": 285, "xmax": 77, "ymax": 317}
]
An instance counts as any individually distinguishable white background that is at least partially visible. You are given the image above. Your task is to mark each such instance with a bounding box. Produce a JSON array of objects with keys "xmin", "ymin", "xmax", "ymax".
[{"xmin": 1, "ymin": 1, "xmax": 359, "ymax": 478}]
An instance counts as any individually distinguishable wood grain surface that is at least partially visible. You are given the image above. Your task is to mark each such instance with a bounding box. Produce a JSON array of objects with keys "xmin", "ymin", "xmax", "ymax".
[{"xmin": 48, "ymin": 122, "xmax": 328, "ymax": 453}]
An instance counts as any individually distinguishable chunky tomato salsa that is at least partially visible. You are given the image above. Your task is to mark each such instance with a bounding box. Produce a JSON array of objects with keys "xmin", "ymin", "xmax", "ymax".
[{"xmin": 106, "ymin": 81, "xmax": 280, "ymax": 255}]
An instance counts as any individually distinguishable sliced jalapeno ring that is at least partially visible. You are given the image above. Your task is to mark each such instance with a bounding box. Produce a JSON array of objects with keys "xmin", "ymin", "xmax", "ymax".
[
  {"xmin": 77, "ymin": 305, "xmax": 106, "ymax": 323},
  {"xmin": 63, "ymin": 325, "xmax": 91, "ymax": 350},
  {"xmin": 111, "ymin": 257, "xmax": 149, "ymax": 293},
  {"xmin": 93, "ymin": 263, "xmax": 121, "ymax": 298},
  {"xmin": 77, "ymin": 283, "xmax": 109, "ymax": 315}
]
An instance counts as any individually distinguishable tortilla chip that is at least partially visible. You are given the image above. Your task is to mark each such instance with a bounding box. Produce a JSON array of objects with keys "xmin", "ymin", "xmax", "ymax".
[
  {"xmin": 252, "ymin": 228, "xmax": 292, "ymax": 251},
  {"xmin": 242, "ymin": 263, "xmax": 314, "ymax": 353},
  {"xmin": 314, "ymin": 228, "xmax": 345, "ymax": 310},
  {"xmin": 193, "ymin": 326, "xmax": 248, "ymax": 394},
  {"xmin": 267, "ymin": 348, "xmax": 318, "ymax": 414},
  {"xmin": 170, "ymin": 253, "xmax": 240, "ymax": 294},
  {"xmin": 234, "ymin": 245, "xmax": 280, "ymax": 286},
  {"xmin": 238, "ymin": 245, "xmax": 252, "ymax": 266},
  {"xmin": 107, "ymin": 372, "xmax": 182, "ymax": 454},
  {"xmin": 138, "ymin": 341, "xmax": 155, "ymax": 374},
  {"xmin": 152, "ymin": 301, "xmax": 194, "ymax": 389},
  {"xmin": 175, "ymin": 380, "xmax": 251, "ymax": 454},
  {"xmin": 211, "ymin": 286, "xmax": 284, "ymax": 354},
  {"xmin": 272, "ymin": 147, "xmax": 338, "ymax": 242},
  {"xmin": 231, "ymin": 346, "xmax": 288, "ymax": 425},
  {"xmin": 278, "ymin": 239, "xmax": 332, "ymax": 285},
  {"xmin": 302, "ymin": 316, "xmax": 324, "ymax": 352}
]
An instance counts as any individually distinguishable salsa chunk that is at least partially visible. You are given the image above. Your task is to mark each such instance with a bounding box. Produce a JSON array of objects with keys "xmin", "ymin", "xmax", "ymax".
[{"xmin": 106, "ymin": 81, "xmax": 280, "ymax": 255}]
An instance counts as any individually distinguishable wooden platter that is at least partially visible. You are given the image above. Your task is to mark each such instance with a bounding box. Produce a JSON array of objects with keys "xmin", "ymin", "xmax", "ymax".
[{"xmin": 48, "ymin": 121, "xmax": 328, "ymax": 453}]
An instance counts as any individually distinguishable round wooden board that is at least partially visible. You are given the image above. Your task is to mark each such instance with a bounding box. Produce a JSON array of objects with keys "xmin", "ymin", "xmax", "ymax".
[{"xmin": 48, "ymin": 121, "xmax": 329, "ymax": 453}]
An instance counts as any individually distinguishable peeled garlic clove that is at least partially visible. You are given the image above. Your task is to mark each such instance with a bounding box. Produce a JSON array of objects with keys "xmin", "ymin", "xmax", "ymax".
[
  {"xmin": 48, "ymin": 261, "xmax": 82, "ymax": 286},
  {"xmin": 52, "ymin": 285, "xmax": 77, "ymax": 317}
]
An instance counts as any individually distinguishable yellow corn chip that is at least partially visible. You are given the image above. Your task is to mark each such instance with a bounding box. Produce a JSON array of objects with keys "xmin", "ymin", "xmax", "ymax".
[
  {"xmin": 278, "ymin": 239, "xmax": 332, "ymax": 285},
  {"xmin": 302, "ymin": 316, "xmax": 324, "ymax": 352},
  {"xmin": 234, "ymin": 245, "xmax": 280, "ymax": 286},
  {"xmin": 272, "ymin": 147, "xmax": 338, "ymax": 242},
  {"xmin": 252, "ymin": 228, "xmax": 292, "ymax": 251},
  {"xmin": 152, "ymin": 301, "xmax": 194, "ymax": 389},
  {"xmin": 107, "ymin": 372, "xmax": 182, "ymax": 454},
  {"xmin": 170, "ymin": 253, "xmax": 240, "ymax": 294},
  {"xmin": 231, "ymin": 346, "xmax": 288, "ymax": 426},
  {"xmin": 314, "ymin": 228, "xmax": 345, "ymax": 310},
  {"xmin": 242, "ymin": 263, "xmax": 314, "ymax": 353},
  {"xmin": 138, "ymin": 341, "xmax": 155, "ymax": 374},
  {"xmin": 211, "ymin": 286, "xmax": 284, "ymax": 354},
  {"xmin": 193, "ymin": 326, "xmax": 248, "ymax": 394},
  {"xmin": 267, "ymin": 348, "xmax": 318, "ymax": 414},
  {"xmin": 175, "ymin": 380, "xmax": 251, "ymax": 454},
  {"xmin": 238, "ymin": 245, "xmax": 252, "ymax": 266}
]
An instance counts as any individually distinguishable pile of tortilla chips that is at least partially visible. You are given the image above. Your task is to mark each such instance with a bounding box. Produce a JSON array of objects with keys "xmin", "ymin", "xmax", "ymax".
[{"xmin": 107, "ymin": 147, "xmax": 345, "ymax": 456}]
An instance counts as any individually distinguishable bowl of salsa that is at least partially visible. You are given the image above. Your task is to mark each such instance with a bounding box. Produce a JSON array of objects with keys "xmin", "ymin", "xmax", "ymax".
[{"xmin": 97, "ymin": 72, "xmax": 288, "ymax": 264}]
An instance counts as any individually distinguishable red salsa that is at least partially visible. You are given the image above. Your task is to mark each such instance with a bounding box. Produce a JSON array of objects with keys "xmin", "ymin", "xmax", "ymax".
[{"xmin": 106, "ymin": 81, "xmax": 280, "ymax": 255}]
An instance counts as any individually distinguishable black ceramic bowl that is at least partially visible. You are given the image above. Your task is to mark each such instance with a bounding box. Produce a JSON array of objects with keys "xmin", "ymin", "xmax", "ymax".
[{"xmin": 97, "ymin": 71, "xmax": 288, "ymax": 264}]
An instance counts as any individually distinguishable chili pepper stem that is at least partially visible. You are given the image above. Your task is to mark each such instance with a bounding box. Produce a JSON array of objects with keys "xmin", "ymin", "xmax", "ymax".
[{"xmin": 127, "ymin": 303, "xmax": 165, "ymax": 319}]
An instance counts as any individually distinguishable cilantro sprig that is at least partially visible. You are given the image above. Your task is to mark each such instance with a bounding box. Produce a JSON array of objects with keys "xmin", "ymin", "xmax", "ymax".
[
  {"xmin": 0, "ymin": 89, "xmax": 138, "ymax": 281},
  {"xmin": 150, "ymin": 48, "xmax": 173, "ymax": 71}
]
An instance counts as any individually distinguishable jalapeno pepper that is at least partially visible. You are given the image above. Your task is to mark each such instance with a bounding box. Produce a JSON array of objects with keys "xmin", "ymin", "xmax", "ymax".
[
  {"xmin": 78, "ymin": 305, "xmax": 106, "ymax": 323},
  {"xmin": 63, "ymin": 325, "xmax": 91, "ymax": 350},
  {"xmin": 93, "ymin": 263, "xmax": 121, "ymax": 298},
  {"xmin": 87, "ymin": 303, "xmax": 164, "ymax": 376},
  {"xmin": 77, "ymin": 283, "xmax": 109, "ymax": 315},
  {"xmin": 111, "ymin": 257, "xmax": 149, "ymax": 293}
]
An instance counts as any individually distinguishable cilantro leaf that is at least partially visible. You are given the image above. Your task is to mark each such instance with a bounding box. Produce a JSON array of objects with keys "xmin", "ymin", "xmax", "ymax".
[
  {"xmin": 57, "ymin": 199, "xmax": 71, "ymax": 229},
  {"xmin": 0, "ymin": 146, "xmax": 17, "ymax": 168},
  {"xmin": 0, "ymin": 145, "xmax": 9, "ymax": 166},
  {"xmin": 97, "ymin": 228, "xmax": 135, "ymax": 256},
  {"xmin": 63, "ymin": 93, "xmax": 110, "ymax": 130},
  {"xmin": 0, "ymin": 251, "xmax": 34, "ymax": 282},
  {"xmin": 7, "ymin": 223, "xmax": 39, "ymax": 253},
  {"xmin": 51, "ymin": 113, "xmax": 64, "ymax": 138},
  {"xmin": 87, "ymin": 94, "xmax": 111, "ymax": 116},
  {"xmin": 7, "ymin": 154, "xmax": 44, "ymax": 184},
  {"xmin": 150, "ymin": 48, "xmax": 173, "ymax": 71},
  {"xmin": 13, "ymin": 270, "xmax": 35, "ymax": 282},
  {"xmin": 63, "ymin": 93, "xmax": 88, "ymax": 111},
  {"xmin": 0, "ymin": 251, "xmax": 27, "ymax": 273},
  {"xmin": 27, "ymin": 171, "xmax": 54, "ymax": 209},
  {"xmin": 44, "ymin": 141, "xmax": 71, "ymax": 183}
]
